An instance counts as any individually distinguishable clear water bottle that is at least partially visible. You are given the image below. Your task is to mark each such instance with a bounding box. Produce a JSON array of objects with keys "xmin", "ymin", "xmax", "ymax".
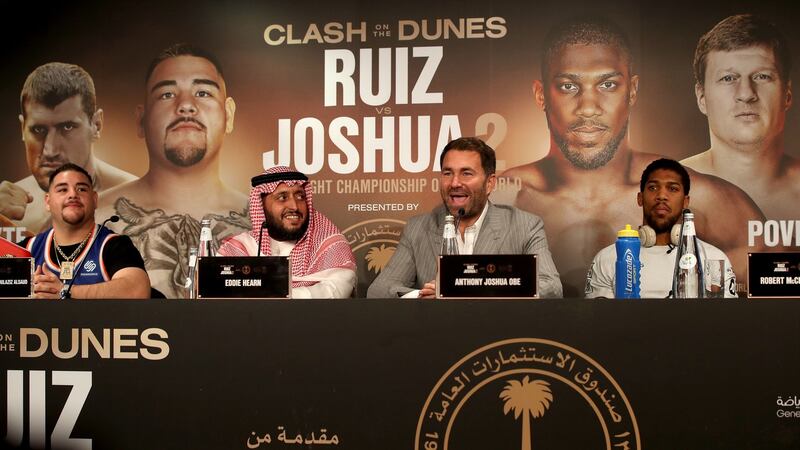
[
  {"xmin": 185, "ymin": 247, "xmax": 198, "ymax": 299},
  {"xmin": 441, "ymin": 215, "xmax": 459, "ymax": 255},
  {"xmin": 197, "ymin": 218, "xmax": 216, "ymax": 257},
  {"xmin": 614, "ymin": 224, "xmax": 640, "ymax": 299},
  {"xmin": 673, "ymin": 211, "xmax": 705, "ymax": 298}
]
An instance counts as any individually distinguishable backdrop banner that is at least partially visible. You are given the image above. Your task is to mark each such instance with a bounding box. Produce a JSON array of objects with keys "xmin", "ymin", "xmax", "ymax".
[{"xmin": 1, "ymin": 0, "xmax": 799, "ymax": 298}]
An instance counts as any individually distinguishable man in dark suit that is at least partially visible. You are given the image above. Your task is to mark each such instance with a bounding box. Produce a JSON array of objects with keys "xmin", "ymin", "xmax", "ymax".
[{"xmin": 367, "ymin": 137, "xmax": 562, "ymax": 299}]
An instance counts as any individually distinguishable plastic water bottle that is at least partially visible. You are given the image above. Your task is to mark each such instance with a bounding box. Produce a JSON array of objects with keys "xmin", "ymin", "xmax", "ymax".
[
  {"xmin": 614, "ymin": 224, "xmax": 641, "ymax": 298},
  {"xmin": 441, "ymin": 215, "xmax": 459, "ymax": 255},
  {"xmin": 673, "ymin": 211, "xmax": 704, "ymax": 298}
]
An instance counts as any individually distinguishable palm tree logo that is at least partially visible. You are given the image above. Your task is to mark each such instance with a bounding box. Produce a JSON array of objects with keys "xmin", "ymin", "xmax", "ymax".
[
  {"xmin": 365, "ymin": 244, "xmax": 396, "ymax": 274},
  {"xmin": 500, "ymin": 376, "xmax": 553, "ymax": 450}
]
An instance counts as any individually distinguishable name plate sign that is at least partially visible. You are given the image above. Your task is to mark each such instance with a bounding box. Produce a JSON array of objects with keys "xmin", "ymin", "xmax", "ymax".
[
  {"xmin": 437, "ymin": 254, "xmax": 538, "ymax": 299},
  {"xmin": 197, "ymin": 256, "xmax": 291, "ymax": 299},
  {"xmin": 748, "ymin": 252, "xmax": 800, "ymax": 298},
  {"xmin": 0, "ymin": 257, "xmax": 33, "ymax": 298}
]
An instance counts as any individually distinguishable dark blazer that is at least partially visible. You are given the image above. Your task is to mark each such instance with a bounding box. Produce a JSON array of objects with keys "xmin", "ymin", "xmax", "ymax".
[{"xmin": 366, "ymin": 202, "xmax": 563, "ymax": 298}]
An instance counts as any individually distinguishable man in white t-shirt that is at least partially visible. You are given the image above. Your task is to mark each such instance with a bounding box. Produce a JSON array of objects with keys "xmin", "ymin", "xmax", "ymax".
[{"xmin": 585, "ymin": 159, "xmax": 737, "ymax": 298}]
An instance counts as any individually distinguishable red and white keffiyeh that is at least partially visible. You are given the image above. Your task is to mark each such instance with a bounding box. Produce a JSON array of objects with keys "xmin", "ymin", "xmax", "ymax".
[{"xmin": 218, "ymin": 166, "xmax": 355, "ymax": 286}]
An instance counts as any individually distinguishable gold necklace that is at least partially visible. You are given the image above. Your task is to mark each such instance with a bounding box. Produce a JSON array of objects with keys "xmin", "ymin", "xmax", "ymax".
[{"xmin": 53, "ymin": 229, "xmax": 93, "ymax": 280}]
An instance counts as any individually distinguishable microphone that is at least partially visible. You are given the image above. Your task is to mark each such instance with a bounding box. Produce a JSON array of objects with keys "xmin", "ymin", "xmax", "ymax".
[
  {"xmin": 60, "ymin": 215, "xmax": 119, "ymax": 300},
  {"xmin": 455, "ymin": 208, "xmax": 465, "ymax": 237},
  {"xmin": 257, "ymin": 221, "xmax": 268, "ymax": 257},
  {"xmin": 440, "ymin": 194, "xmax": 466, "ymax": 233}
]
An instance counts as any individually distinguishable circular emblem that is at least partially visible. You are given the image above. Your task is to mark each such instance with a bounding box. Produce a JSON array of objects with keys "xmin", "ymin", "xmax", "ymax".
[
  {"xmin": 486, "ymin": 264, "xmax": 496, "ymax": 274},
  {"xmin": 679, "ymin": 254, "xmax": 697, "ymax": 270},
  {"xmin": 242, "ymin": 265, "xmax": 251, "ymax": 275},
  {"xmin": 342, "ymin": 219, "xmax": 406, "ymax": 294},
  {"xmin": 416, "ymin": 338, "xmax": 640, "ymax": 450}
]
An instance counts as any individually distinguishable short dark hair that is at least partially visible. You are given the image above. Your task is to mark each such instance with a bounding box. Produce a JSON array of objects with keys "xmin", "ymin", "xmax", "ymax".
[
  {"xmin": 48, "ymin": 163, "xmax": 93, "ymax": 190},
  {"xmin": 541, "ymin": 17, "xmax": 633, "ymax": 80},
  {"xmin": 20, "ymin": 62, "xmax": 96, "ymax": 120},
  {"xmin": 440, "ymin": 137, "xmax": 496, "ymax": 176},
  {"xmin": 145, "ymin": 43, "xmax": 225, "ymax": 85},
  {"xmin": 694, "ymin": 14, "xmax": 791, "ymax": 86},
  {"xmin": 640, "ymin": 158, "xmax": 690, "ymax": 195}
]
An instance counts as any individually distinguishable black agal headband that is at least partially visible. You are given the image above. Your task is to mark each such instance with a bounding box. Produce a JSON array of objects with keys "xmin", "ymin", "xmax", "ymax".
[{"xmin": 251, "ymin": 171, "xmax": 308, "ymax": 187}]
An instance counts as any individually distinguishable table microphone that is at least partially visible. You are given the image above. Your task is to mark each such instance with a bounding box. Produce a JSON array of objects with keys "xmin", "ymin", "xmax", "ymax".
[
  {"xmin": 455, "ymin": 208, "xmax": 465, "ymax": 233},
  {"xmin": 257, "ymin": 221, "xmax": 268, "ymax": 257}
]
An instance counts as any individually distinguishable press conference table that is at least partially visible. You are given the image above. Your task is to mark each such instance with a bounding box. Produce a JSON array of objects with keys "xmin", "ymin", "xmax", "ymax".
[{"xmin": 0, "ymin": 299, "xmax": 798, "ymax": 449}]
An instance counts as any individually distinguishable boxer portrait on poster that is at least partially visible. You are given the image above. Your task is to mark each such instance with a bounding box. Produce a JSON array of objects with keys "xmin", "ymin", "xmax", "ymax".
[
  {"xmin": 96, "ymin": 44, "xmax": 249, "ymax": 298},
  {"xmin": 682, "ymin": 14, "xmax": 799, "ymax": 221},
  {"xmin": 501, "ymin": 17, "xmax": 766, "ymax": 295},
  {"xmin": 1, "ymin": 63, "xmax": 136, "ymax": 235}
]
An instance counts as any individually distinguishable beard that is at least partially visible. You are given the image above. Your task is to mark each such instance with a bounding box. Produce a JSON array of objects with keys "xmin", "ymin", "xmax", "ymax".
[
  {"xmin": 440, "ymin": 187, "xmax": 488, "ymax": 219},
  {"xmin": 646, "ymin": 210, "xmax": 680, "ymax": 234},
  {"xmin": 165, "ymin": 145, "xmax": 206, "ymax": 167},
  {"xmin": 649, "ymin": 218, "xmax": 675, "ymax": 234},
  {"xmin": 61, "ymin": 209, "xmax": 86, "ymax": 226},
  {"xmin": 163, "ymin": 119, "xmax": 208, "ymax": 167},
  {"xmin": 549, "ymin": 116, "xmax": 628, "ymax": 170},
  {"xmin": 263, "ymin": 212, "xmax": 309, "ymax": 242}
]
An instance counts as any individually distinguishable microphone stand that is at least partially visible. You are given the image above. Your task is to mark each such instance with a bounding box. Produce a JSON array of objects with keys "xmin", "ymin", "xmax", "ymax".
[
  {"xmin": 257, "ymin": 222, "xmax": 269, "ymax": 257},
  {"xmin": 454, "ymin": 208, "xmax": 465, "ymax": 239}
]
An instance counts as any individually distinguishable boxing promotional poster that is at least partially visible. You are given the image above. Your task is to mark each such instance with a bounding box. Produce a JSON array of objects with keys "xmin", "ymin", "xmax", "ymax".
[{"xmin": 1, "ymin": 0, "xmax": 797, "ymax": 297}]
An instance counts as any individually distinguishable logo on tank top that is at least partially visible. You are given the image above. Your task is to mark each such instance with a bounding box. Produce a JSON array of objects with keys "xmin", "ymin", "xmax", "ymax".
[{"xmin": 83, "ymin": 259, "xmax": 97, "ymax": 273}]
